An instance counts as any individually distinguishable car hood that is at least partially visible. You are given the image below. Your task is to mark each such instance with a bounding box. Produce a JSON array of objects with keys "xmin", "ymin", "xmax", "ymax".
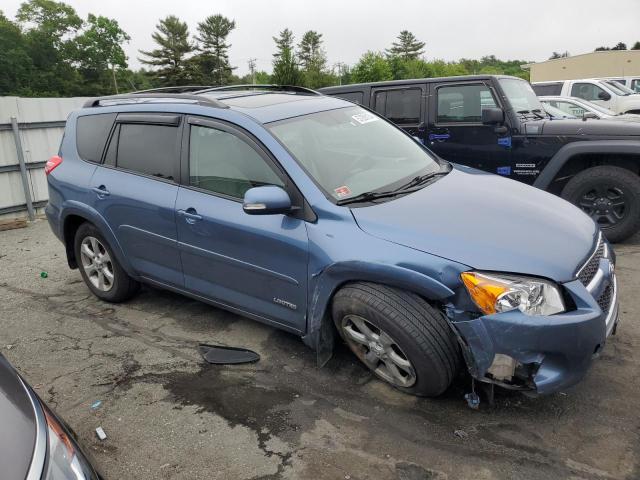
[
  {"xmin": 351, "ymin": 166, "xmax": 598, "ymax": 283},
  {"xmin": 0, "ymin": 355, "xmax": 37, "ymax": 480},
  {"xmin": 524, "ymin": 117, "xmax": 640, "ymax": 136}
]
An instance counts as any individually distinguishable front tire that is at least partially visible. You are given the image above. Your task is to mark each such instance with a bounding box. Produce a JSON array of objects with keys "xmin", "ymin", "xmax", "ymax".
[
  {"xmin": 561, "ymin": 166, "xmax": 640, "ymax": 243},
  {"xmin": 74, "ymin": 222, "xmax": 139, "ymax": 302},
  {"xmin": 332, "ymin": 282, "xmax": 460, "ymax": 397}
]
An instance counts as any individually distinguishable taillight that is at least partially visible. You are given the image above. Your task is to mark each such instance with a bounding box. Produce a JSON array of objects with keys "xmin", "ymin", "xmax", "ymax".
[{"xmin": 45, "ymin": 155, "xmax": 62, "ymax": 175}]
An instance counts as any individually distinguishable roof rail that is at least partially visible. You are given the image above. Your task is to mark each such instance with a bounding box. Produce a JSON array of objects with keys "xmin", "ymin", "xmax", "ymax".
[
  {"xmin": 132, "ymin": 86, "xmax": 215, "ymax": 94},
  {"xmin": 83, "ymin": 93, "xmax": 229, "ymax": 109},
  {"xmin": 198, "ymin": 84, "xmax": 321, "ymax": 96}
]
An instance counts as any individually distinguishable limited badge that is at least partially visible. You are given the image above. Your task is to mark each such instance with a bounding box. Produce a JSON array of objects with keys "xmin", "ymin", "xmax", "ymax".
[{"xmin": 334, "ymin": 185, "xmax": 352, "ymax": 198}]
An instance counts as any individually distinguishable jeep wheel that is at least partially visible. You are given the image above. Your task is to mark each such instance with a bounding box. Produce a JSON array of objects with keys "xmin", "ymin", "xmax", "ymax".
[
  {"xmin": 74, "ymin": 223, "xmax": 139, "ymax": 302},
  {"xmin": 332, "ymin": 282, "xmax": 460, "ymax": 397},
  {"xmin": 561, "ymin": 166, "xmax": 640, "ymax": 243}
]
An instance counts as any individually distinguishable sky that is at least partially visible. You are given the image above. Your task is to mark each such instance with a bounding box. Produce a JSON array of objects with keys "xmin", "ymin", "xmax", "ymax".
[{"xmin": 3, "ymin": 0, "xmax": 640, "ymax": 75}]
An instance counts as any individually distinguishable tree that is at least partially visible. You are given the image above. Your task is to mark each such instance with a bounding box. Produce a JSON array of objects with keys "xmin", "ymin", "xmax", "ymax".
[
  {"xmin": 549, "ymin": 51, "xmax": 569, "ymax": 59},
  {"xmin": 351, "ymin": 51, "xmax": 392, "ymax": 83},
  {"xmin": 272, "ymin": 28, "xmax": 301, "ymax": 85},
  {"xmin": 386, "ymin": 30, "xmax": 425, "ymax": 60},
  {"xmin": 595, "ymin": 46, "xmax": 611, "ymax": 51},
  {"xmin": 632, "ymin": 41, "xmax": 640, "ymax": 50},
  {"xmin": 139, "ymin": 15, "xmax": 194, "ymax": 86},
  {"xmin": 612, "ymin": 42, "xmax": 627, "ymax": 50},
  {"xmin": 297, "ymin": 30, "xmax": 329, "ymax": 88},
  {"xmin": 74, "ymin": 14, "xmax": 130, "ymax": 93},
  {"xmin": 0, "ymin": 12, "xmax": 33, "ymax": 95},
  {"xmin": 194, "ymin": 14, "xmax": 236, "ymax": 86},
  {"xmin": 16, "ymin": 0, "xmax": 83, "ymax": 95}
]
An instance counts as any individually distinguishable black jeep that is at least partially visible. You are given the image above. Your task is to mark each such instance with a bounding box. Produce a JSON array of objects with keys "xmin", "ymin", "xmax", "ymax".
[{"xmin": 320, "ymin": 75, "xmax": 640, "ymax": 242}]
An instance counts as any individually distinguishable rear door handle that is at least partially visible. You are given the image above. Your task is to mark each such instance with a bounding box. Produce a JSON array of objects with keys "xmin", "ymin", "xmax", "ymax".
[
  {"xmin": 177, "ymin": 208, "xmax": 202, "ymax": 223},
  {"xmin": 92, "ymin": 186, "xmax": 110, "ymax": 197}
]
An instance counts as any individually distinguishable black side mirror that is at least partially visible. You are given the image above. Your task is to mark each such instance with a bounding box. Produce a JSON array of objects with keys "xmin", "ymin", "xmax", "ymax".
[
  {"xmin": 583, "ymin": 111, "xmax": 599, "ymax": 121},
  {"xmin": 482, "ymin": 108, "xmax": 505, "ymax": 125},
  {"xmin": 598, "ymin": 91, "xmax": 612, "ymax": 101}
]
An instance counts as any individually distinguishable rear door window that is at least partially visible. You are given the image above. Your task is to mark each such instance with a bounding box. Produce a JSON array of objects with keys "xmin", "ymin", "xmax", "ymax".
[
  {"xmin": 76, "ymin": 113, "xmax": 116, "ymax": 163},
  {"xmin": 531, "ymin": 83, "xmax": 563, "ymax": 96},
  {"xmin": 373, "ymin": 88, "xmax": 422, "ymax": 124},
  {"xmin": 115, "ymin": 123, "xmax": 180, "ymax": 181},
  {"xmin": 436, "ymin": 84, "xmax": 497, "ymax": 123}
]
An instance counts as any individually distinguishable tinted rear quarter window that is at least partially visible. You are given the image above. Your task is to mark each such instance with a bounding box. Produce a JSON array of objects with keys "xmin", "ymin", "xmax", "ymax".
[
  {"xmin": 374, "ymin": 88, "xmax": 422, "ymax": 124},
  {"xmin": 76, "ymin": 113, "xmax": 116, "ymax": 162},
  {"xmin": 116, "ymin": 124, "xmax": 179, "ymax": 181},
  {"xmin": 531, "ymin": 83, "xmax": 563, "ymax": 96},
  {"xmin": 334, "ymin": 91, "xmax": 364, "ymax": 105}
]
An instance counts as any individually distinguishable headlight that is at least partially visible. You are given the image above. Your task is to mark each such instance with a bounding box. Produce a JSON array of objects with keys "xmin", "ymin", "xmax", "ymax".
[
  {"xmin": 42, "ymin": 407, "xmax": 99, "ymax": 480},
  {"xmin": 460, "ymin": 271, "xmax": 565, "ymax": 316}
]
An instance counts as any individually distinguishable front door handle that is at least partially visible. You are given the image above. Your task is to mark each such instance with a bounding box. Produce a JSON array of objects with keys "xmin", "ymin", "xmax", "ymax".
[
  {"xmin": 92, "ymin": 186, "xmax": 110, "ymax": 198},
  {"xmin": 177, "ymin": 208, "xmax": 203, "ymax": 223}
]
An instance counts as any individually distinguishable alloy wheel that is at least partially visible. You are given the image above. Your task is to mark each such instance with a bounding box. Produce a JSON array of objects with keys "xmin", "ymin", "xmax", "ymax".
[
  {"xmin": 340, "ymin": 314, "xmax": 417, "ymax": 388},
  {"xmin": 578, "ymin": 184, "xmax": 627, "ymax": 228},
  {"xmin": 80, "ymin": 236, "xmax": 114, "ymax": 292}
]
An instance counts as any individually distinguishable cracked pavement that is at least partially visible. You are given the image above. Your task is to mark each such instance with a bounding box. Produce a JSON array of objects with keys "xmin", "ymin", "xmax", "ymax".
[{"xmin": 1, "ymin": 220, "xmax": 639, "ymax": 479}]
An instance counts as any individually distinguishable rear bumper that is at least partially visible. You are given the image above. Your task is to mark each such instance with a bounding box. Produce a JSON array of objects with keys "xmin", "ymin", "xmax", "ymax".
[{"xmin": 454, "ymin": 274, "xmax": 618, "ymax": 395}]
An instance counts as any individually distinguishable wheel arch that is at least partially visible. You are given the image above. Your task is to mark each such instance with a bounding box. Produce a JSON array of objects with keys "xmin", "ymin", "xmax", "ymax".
[
  {"xmin": 533, "ymin": 140, "xmax": 640, "ymax": 192},
  {"xmin": 301, "ymin": 261, "xmax": 457, "ymax": 366},
  {"xmin": 60, "ymin": 202, "xmax": 135, "ymax": 276}
]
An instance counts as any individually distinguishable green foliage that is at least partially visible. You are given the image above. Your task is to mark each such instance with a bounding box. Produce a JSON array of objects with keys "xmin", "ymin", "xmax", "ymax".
[
  {"xmin": 297, "ymin": 30, "xmax": 331, "ymax": 88},
  {"xmin": 272, "ymin": 28, "xmax": 302, "ymax": 85},
  {"xmin": 386, "ymin": 30, "xmax": 425, "ymax": 60},
  {"xmin": 139, "ymin": 15, "xmax": 195, "ymax": 86},
  {"xmin": 194, "ymin": 14, "xmax": 236, "ymax": 86},
  {"xmin": 0, "ymin": 12, "xmax": 33, "ymax": 95},
  {"xmin": 633, "ymin": 41, "xmax": 640, "ymax": 50},
  {"xmin": 351, "ymin": 51, "xmax": 393, "ymax": 83}
]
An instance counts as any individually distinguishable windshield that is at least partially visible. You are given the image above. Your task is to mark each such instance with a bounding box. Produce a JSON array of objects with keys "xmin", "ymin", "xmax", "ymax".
[
  {"xmin": 604, "ymin": 81, "xmax": 632, "ymax": 96},
  {"xmin": 268, "ymin": 106, "xmax": 441, "ymax": 202},
  {"xmin": 499, "ymin": 78, "xmax": 545, "ymax": 114}
]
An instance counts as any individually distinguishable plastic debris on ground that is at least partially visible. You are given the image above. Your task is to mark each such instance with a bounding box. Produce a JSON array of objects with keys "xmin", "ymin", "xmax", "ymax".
[
  {"xmin": 90, "ymin": 400, "xmax": 102, "ymax": 410},
  {"xmin": 95, "ymin": 427, "xmax": 107, "ymax": 440},
  {"xmin": 40, "ymin": 271, "xmax": 48, "ymax": 278},
  {"xmin": 198, "ymin": 343, "xmax": 260, "ymax": 365}
]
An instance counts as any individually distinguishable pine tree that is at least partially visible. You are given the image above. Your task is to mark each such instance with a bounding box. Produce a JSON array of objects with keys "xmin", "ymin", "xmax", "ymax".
[
  {"xmin": 386, "ymin": 30, "xmax": 425, "ymax": 60},
  {"xmin": 138, "ymin": 16, "xmax": 194, "ymax": 86},
  {"xmin": 194, "ymin": 14, "xmax": 235, "ymax": 86},
  {"xmin": 297, "ymin": 30, "xmax": 328, "ymax": 88},
  {"xmin": 612, "ymin": 42, "xmax": 628, "ymax": 50},
  {"xmin": 272, "ymin": 28, "xmax": 301, "ymax": 85},
  {"xmin": 632, "ymin": 41, "xmax": 640, "ymax": 50}
]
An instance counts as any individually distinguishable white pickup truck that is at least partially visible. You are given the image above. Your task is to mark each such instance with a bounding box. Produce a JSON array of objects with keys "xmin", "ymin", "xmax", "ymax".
[{"xmin": 532, "ymin": 78, "xmax": 640, "ymax": 114}]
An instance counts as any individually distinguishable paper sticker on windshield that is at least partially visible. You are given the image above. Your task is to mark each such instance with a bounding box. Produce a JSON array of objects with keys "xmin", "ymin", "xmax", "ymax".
[
  {"xmin": 334, "ymin": 186, "xmax": 352, "ymax": 198},
  {"xmin": 351, "ymin": 112, "xmax": 378, "ymax": 125}
]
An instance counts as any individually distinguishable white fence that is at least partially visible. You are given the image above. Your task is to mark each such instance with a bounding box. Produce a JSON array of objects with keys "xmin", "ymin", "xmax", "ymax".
[{"xmin": 0, "ymin": 97, "xmax": 91, "ymax": 221}]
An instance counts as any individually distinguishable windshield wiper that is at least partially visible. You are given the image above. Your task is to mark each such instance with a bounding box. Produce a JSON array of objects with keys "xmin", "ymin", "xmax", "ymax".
[
  {"xmin": 336, "ymin": 187, "xmax": 425, "ymax": 206},
  {"xmin": 392, "ymin": 169, "xmax": 449, "ymax": 192},
  {"xmin": 531, "ymin": 108, "xmax": 547, "ymax": 119}
]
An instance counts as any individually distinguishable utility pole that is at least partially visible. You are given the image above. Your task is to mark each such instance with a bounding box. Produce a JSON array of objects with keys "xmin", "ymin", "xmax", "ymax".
[
  {"xmin": 248, "ymin": 58, "xmax": 257, "ymax": 85},
  {"xmin": 111, "ymin": 65, "xmax": 119, "ymax": 94},
  {"xmin": 334, "ymin": 62, "xmax": 345, "ymax": 85}
]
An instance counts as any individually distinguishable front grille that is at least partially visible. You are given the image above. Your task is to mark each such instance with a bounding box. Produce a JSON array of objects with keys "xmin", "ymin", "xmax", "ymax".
[
  {"xmin": 597, "ymin": 284, "xmax": 614, "ymax": 313},
  {"xmin": 578, "ymin": 239, "xmax": 605, "ymax": 287}
]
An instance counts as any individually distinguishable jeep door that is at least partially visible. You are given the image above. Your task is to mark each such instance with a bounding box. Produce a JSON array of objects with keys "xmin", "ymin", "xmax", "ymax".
[
  {"xmin": 89, "ymin": 113, "xmax": 183, "ymax": 287},
  {"xmin": 426, "ymin": 81, "xmax": 511, "ymax": 173},
  {"xmin": 370, "ymin": 84, "xmax": 426, "ymax": 141},
  {"xmin": 174, "ymin": 117, "xmax": 309, "ymax": 333}
]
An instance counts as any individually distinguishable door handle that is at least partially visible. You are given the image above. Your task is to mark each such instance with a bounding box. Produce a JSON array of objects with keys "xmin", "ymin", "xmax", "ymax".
[
  {"xmin": 92, "ymin": 186, "xmax": 110, "ymax": 197},
  {"xmin": 428, "ymin": 133, "xmax": 450, "ymax": 142},
  {"xmin": 177, "ymin": 208, "xmax": 202, "ymax": 223}
]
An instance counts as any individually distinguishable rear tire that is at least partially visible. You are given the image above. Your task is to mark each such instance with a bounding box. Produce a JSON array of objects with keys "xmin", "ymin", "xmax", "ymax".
[
  {"xmin": 561, "ymin": 166, "xmax": 640, "ymax": 243},
  {"xmin": 74, "ymin": 222, "xmax": 139, "ymax": 303},
  {"xmin": 332, "ymin": 282, "xmax": 460, "ymax": 397}
]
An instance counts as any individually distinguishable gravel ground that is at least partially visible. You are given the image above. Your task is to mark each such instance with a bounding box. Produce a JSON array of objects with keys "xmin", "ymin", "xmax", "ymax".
[{"xmin": 0, "ymin": 219, "xmax": 638, "ymax": 480}]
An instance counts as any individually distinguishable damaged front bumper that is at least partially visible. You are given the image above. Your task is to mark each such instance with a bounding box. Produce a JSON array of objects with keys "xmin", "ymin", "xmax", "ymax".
[{"xmin": 452, "ymin": 274, "xmax": 619, "ymax": 395}]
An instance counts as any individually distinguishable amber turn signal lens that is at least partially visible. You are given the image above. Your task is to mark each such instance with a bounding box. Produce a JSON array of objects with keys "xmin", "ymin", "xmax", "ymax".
[{"xmin": 460, "ymin": 272, "xmax": 509, "ymax": 315}]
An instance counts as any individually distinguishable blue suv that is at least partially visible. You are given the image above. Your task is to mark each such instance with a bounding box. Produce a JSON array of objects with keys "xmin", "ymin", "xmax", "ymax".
[{"xmin": 45, "ymin": 86, "xmax": 619, "ymax": 397}]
